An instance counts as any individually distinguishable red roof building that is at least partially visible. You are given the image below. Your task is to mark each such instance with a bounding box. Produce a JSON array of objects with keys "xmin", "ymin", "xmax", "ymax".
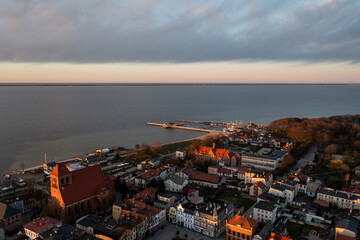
[
  {"xmin": 268, "ymin": 232, "xmax": 293, "ymax": 240},
  {"xmin": 194, "ymin": 146, "xmax": 239, "ymax": 167},
  {"xmin": 50, "ymin": 163, "xmax": 114, "ymax": 222},
  {"xmin": 24, "ymin": 217, "xmax": 61, "ymax": 239},
  {"xmin": 226, "ymin": 215, "xmax": 259, "ymax": 240}
]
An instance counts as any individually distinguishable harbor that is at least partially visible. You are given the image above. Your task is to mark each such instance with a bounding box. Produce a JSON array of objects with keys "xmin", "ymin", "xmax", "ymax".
[{"xmin": 146, "ymin": 122, "xmax": 223, "ymax": 133}]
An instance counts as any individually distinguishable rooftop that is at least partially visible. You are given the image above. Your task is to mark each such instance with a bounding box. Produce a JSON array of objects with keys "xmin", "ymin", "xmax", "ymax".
[
  {"xmin": 254, "ymin": 201, "xmax": 276, "ymax": 211},
  {"xmin": 227, "ymin": 214, "xmax": 259, "ymax": 231},
  {"xmin": 24, "ymin": 216, "xmax": 61, "ymax": 234}
]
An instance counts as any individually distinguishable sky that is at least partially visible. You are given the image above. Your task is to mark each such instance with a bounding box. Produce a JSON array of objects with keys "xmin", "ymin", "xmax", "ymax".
[{"xmin": 0, "ymin": 0, "xmax": 359, "ymax": 83}]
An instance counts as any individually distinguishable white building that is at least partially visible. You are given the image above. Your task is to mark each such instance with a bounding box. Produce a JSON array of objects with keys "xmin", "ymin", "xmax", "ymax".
[
  {"xmin": 164, "ymin": 175, "xmax": 188, "ymax": 192},
  {"xmin": 241, "ymin": 151, "xmax": 287, "ymax": 171},
  {"xmin": 253, "ymin": 201, "xmax": 278, "ymax": 223},
  {"xmin": 176, "ymin": 203, "xmax": 195, "ymax": 230},
  {"xmin": 316, "ymin": 188, "xmax": 360, "ymax": 209},
  {"xmin": 268, "ymin": 181, "xmax": 296, "ymax": 205}
]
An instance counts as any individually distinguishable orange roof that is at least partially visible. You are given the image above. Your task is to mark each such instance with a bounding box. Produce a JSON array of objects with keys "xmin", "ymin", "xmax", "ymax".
[
  {"xmin": 134, "ymin": 187, "xmax": 155, "ymax": 202},
  {"xmin": 24, "ymin": 217, "xmax": 61, "ymax": 234},
  {"xmin": 314, "ymin": 199, "xmax": 330, "ymax": 207},
  {"xmin": 50, "ymin": 163, "xmax": 70, "ymax": 177},
  {"xmin": 196, "ymin": 146, "xmax": 234, "ymax": 158},
  {"xmin": 227, "ymin": 215, "xmax": 258, "ymax": 231},
  {"xmin": 52, "ymin": 164, "xmax": 108, "ymax": 205}
]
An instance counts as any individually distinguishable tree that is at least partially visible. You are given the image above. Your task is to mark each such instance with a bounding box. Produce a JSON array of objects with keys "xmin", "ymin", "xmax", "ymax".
[{"xmin": 325, "ymin": 144, "xmax": 336, "ymax": 159}]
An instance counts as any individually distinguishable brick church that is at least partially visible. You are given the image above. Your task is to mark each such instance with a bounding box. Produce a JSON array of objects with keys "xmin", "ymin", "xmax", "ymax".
[{"xmin": 49, "ymin": 163, "xmax": 114, "ymax": 222}]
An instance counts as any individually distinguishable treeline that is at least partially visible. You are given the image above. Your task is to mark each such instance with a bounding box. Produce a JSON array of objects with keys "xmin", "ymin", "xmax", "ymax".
[{"xmin": 268, "ymin": 115, "xmax": 360, "ymax": 157}]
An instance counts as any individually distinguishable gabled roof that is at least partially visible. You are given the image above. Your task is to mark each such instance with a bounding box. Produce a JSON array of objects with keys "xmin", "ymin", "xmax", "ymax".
[
  {"xmin": 254, "ymin": 181, "xmax": 267, "ymax": 189},
  {"xmin": 237, "ymin": 166, "xmax": 250, "ymax": 173},
  {"xmin": 137, "ymin": 169, "xmax": 160, "ymax": 180},
  {"xmin": 52, "ymin": 164, "xmax": 108, "ymax": 206},
  {"xmin": 0, "ymin": 201, "xmax": 21, "ymax": 219},
  {"xmin": 50, "ymin": 162, "xmax": 70, "ymax": 177},
  {"xmin": 254, "ymin": 201, "xmax": 276, "ymax": 211},
  {"xmin": 167, "ymin": 175, "xmax": 186, "ymax": 185},
  {"xmin": 195, "ymin": 146, "xmax": 234, "ymax": 159},
  {"xmin": 190, "ymin": 172, "xmax": 220, "ymax": 184},
  {"xmin": 336, "ymin": 219, "xmax": 358, "ymax": 233},
  {"xmin": 227, "ymin": 214, "xmax": 258, "ymax": 231}
]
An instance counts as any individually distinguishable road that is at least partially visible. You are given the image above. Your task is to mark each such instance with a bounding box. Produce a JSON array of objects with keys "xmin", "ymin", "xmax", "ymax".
[{"xmin": 291, "ymin": 144, "xmax": 317, "ymax": 172}]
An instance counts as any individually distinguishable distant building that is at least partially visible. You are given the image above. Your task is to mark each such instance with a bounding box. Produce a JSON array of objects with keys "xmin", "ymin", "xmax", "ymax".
[
  {"xmin": 0, "ymin": 201, "xmax": 22, "ymax": 233},
  {"xmin": 237, "ymin": 166, "xmax": 250, "ymax": 181},
  {"xmin": 287, "ymin": 170, "xmax": 309, "ymax": 193},
  {"xmin": 134, "ymin": 187, "xmax": 156, "ymax": 203},
  {"xmin": 49, "ymin": 163, "xmax": 114, "ymax": 222},
  {"xmin": 226, "ymin": 214, "xmax": 259, "ymax": 240},
  {"xmin": 175, "ymin": 151, "xmax": 186, "ymax": 159},
  {"xmin": 241, "ymin": 151, "xmax": 287, "ymax": 171},
  {"xmin": 268, "ymin": 181, "xmax": 297, "ymax": 205},
  {"xmin": 194, "ymin": 146, "xmax": 239, "ymax": 167},
  {"xmin": 355, "ymin": 166, "xmax": 360, "ymax": 175},
  {"xmin": 316, "ymin": 188, "xmax": 360, "ymax": 209},
  {"xmin": 134, "ymin": 169, "xmax": 161, "ymax": 188},
  {"xmin": 176, "ymin": 168, "xmax": 222, "ymax": 189},
  {"xmin": 250, "ymin": 181, "xmax": 267, "ymax": 197},
  {"xmin": 245, "ymin": 170, "xmax": 273, "ymax": 187},
  {"xmin": 208, "ymin": 166, "xmax": 234, "ymax": 177}
]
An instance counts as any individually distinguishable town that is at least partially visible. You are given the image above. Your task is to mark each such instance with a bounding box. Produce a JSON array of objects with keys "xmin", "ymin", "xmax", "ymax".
[{"xmin": 1, "ymin": 115, "xmax": 360, "ymax": 240}]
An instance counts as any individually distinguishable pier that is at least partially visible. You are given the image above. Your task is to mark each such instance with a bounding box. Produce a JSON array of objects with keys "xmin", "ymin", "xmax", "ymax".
[{"xmin": 146, "ymin": 122, "xmax": 223, "ymax": 133}]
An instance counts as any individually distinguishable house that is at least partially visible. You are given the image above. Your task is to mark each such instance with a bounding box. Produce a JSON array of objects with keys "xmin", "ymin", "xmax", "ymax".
[
  {"xmin": 134, "ymin": 187, "xmax": 156, "ymax": 203},
  {"xmin": 24, "ymin": 217, "xmax": 61, "ymax": 239},
  {"xmin": 176, "ymin": 168, "xmax": 222, "ymax": 189},
  {"xmin": 176, "ymin": 151, "xmax": 185, "ymax": 159},
  {"xmin": 245, "ymin": 170, "xmax": 273, "ymax": 187},
  {"xmin": 241, "ymin": 151, "xmax": 287, "ymax": 171},
  {"xmin": 193, "ymin": 200, "xmax": 235, "ymax": 237},
  {"xmin": 49, "ymin": 163, "xmax": 114, "ymax": 222},
  {"xmin": 250, "ymin": 181, "xmax": 267, "ymax": 197},
  {"xmin": 335, "ymin": 218, "xmax": 357, "ymax": 240},
  {"xmin": 253, "ymin": 201, "xmax": 278, "ymax": 223},
  {"xmin": 237, "ymin": 166, "xmax": 250, "ymax": 181},
  {"xmin": 287, "ymin": 170, "xmax": 309, "ymax": 193},
  {"xmin": 194, "ymin": 146, "xmax": 239, "ymax": 167},
  {"xmin": 175, "ymin": 168, "xmax": 192, "ymax": 180},
  {"xmin": 306, "ymin": 182, "xmax": 320, "ymax": 197},
  {"xmin": 134, "ymin": 169, "xmax": 161, "ymax": 188},
  {"xmin": 154, "ymin": 192, "xmax": 186, "ymax": 210},
  {"xmin": 0, "ymin": 201, "xmax": 22, "ymax": 233},
  {"xmin": 164, "ymin": 175, "xmax": 188, "ymax": 192},
  {"xmin": 208, "ymin": 166, "xmax": 234, "ymax": 177},
  {"xmin": 37, "ymin": 224, "xmax": 88, "ymax": 240},
  {"xmin": 268, "ymin": 181, "xmax": 297, "ymax": 204},
  {"xmin": 226, "ymin": 214, "xmax": 259, "ymax": 240}
]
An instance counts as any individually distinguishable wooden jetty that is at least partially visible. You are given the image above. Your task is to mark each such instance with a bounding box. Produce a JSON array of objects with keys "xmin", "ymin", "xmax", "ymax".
[{"xmin": 147, "ymin": 122, "xmax": 222, "ymax": 133}]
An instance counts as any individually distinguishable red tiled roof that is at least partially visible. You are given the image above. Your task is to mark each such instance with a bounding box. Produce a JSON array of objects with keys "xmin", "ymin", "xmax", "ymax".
[
  {"xmin": 254, "ymin": 181, "xmax": 267, "ymax": 189},
  {"xmin": 24, "ymin": 217, "xmax": 61, "ymax": 234},
  {"xmin": 196, "ymin": 146, "xmax": 234, "ymax": 159},
  {"xmin": 355, "ymin": 166, "xmax": 360, "ymax": 171},
  {"xmin": 335, "ymin": 233, "xmax": 356, "ymax": 240},
  {"xmin": 313, "ymin": 199, "xmax": 330, "ymax": 207},
  {"xmin": 50, "ymin": 163, "xmax": 70, "ymax": 177},
  {"xmin": 227, "ymin": 215, "xmax": 258, "ymax": 231},
  {"xmin": 190, "ymin": 171, "xmax": 220, "ymax": 184},
  {"xmin": 218, "ymin": 167, "xmax": 232, "ymax": 175},
  {"xmin": 138, "ymin": 169, "xmax": 160, "ymax": 180},
  {"xmin": 134, "ymin": 187, "xmax": 155, "ymax": 202},
  {"xmin": 342, "ymin": 184, "xmax": 360, "ymax": 194},
  {"xmin": 237, "ymin": 166, "xmax": 250, "ymax": 173},
  {"xmin": 54, "ymin": 164, "xmax": 108, "ymax": 205}
]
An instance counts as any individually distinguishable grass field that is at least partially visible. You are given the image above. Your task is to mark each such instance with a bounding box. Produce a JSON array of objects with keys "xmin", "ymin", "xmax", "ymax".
[{"xmin": 215, "ymin": 190, "xmax": 256, "ymax": 211}]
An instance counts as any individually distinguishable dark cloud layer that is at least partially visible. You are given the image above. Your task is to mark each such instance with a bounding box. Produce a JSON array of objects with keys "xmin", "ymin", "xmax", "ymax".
[{"xmin": 0, "ymin": 0, "xmax": 359, "ymax": 63}]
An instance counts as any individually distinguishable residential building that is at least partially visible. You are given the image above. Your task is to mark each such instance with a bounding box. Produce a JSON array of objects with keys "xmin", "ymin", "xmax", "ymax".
[
  {"xmin": 208, "ymin": 166, "xmax": 234, "ymax": 177},
  {"xmin": 194, "ymin": 146, "xmax": 239, "ymax": 167},
  {"xmin": 49, "ymin": 163, "xmax": 114, "ymax": 222},
  {"xmin": 316, "ymin": 188, "xmax": 360, "ymax": 209},
  {"xmin": 253, "ymin": 221, "xmax": 273, "ymax": 240},
  {"xmin": 355, "ymin": 166, "xmax": 360, "ymax": 175},
  {"xmin": 306, "ymin": 182, "xmax": 320, "ymax": 197},
  {"xmin": 335, "ymin": 218, "xmax": 357, "ymax": 240},
  {"xmin": 177, "ymin": 203, "xmax": 196, "ymax": 230},
  {"xmin": 176, "ymin": 151, "xmax": 185, "ymax": 159},
  {"xmin": 176, "ymin": 168, "xmax": 222, "ymax": 189},
  {"xmin": 24, "ymin": 217, "xmax": 61, "ymax": 239},
  {"xmin": 250, "ymin": 181, "xmax": 267, "ymax": 197},
  {"xmin": 134, "ymin": 169, "xmax": 161, "ymax": 188},
  {"xmin": 134, "ymin": 187, "xmax": 156, "ymax": 204},
  {"xmin": 168, "ymin": 206, "xmax": 177, "ymax": 223},
  {"xmin": 164, "ymin": 175, "xmax": 188, "ymax": 192},
  {"xmin": 245, "ymin": 170, "xmax": 273, "ymax": 187},
  {"xmin": 154, "ymin": 192, "xmax": 185, "ymax": 210},
  {"xmin": 268, "ymin": 181, "xmax": 296, "ymax": 205},
  {"xmin": 193, "ymin": 201, "xmax": 235, "ymax": 238},
  {"xmin": 287, "ymin": 170, "xmax": 309, "ymax": 193},
  {"xmin": 241, "ymin": 151, "xmax": 287, "ymax": 171},
  {"xmin": 0, "ymin": 201, "xmax": 22, "ymax": 233},
  {"xmin": 37, "ymin": 224, "xmax": 88, "ymax": 240},
  {"xmin": 226, "ymin": 214, "xmax": 259, "ymax": 240},
  {"xmin": 253, "ymin": 201, "xmax": 278, "ymax": 223},
  {"xmin": 237, "ymin": 166, "xmax": 250, "ymax": 181}
]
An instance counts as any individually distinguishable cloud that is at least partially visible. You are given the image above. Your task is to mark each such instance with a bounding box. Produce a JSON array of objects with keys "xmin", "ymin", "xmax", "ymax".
[{"xmin": 0, "ymin": 0, "xmax": 359, "ymax": 63}]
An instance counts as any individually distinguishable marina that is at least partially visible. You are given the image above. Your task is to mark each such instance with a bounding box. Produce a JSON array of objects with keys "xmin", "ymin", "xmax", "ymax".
[{"xmin": 146, "ymin": 122, "xmax": 223, "ymax": 133}]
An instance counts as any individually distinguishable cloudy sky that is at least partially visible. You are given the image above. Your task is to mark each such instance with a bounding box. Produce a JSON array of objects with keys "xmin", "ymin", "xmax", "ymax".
[{"xmin": 0, "ymin": 0, "xmax": 359, "ymax": 83}]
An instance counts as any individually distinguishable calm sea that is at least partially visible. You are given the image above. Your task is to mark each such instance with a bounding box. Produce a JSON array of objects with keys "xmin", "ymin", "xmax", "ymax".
[{"xmin": 0, "ymin": 85, "xmax": 359, "ymax": 172}]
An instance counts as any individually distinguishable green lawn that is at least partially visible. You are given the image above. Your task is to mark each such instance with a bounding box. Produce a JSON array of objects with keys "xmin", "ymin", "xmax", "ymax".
[
  {"xmin": 215, "ymin": 190, "xmax": 256, "ymax": 211},
  {"xmin": 160, "ymin": 140, "xmax": 195, "ymax": 154}
]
